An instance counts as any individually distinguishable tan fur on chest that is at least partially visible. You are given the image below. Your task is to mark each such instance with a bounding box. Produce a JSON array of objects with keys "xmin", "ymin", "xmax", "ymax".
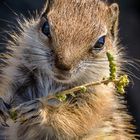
[{"xmin": 38, "ymin": 85, "xmax": 134, "ymax": 140}]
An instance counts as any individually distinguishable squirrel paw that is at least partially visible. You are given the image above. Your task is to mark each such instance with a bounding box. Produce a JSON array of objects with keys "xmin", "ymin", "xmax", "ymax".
[
  {"xmin": 0, "ymin": 98, "xmax": 11, "ymax": 127},
  {"xmin": 11, "ymin": 99, "xmax": 43, "ymax": 124}
]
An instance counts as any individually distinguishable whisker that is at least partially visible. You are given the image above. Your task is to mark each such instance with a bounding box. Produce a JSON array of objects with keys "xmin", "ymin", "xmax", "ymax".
[
  {"xmin": 22, "ymin": 53, "xmax": 50, "ymax": 57},
  {"xmin": 121, "ymin": 59, "xmax": 140, "ymax": 69},
  {"xmin": 84, "ymin": 61, "xmax": 108, "ymax": 66},
  {"xmin": 21, "ymin": 33, "xmax": 47, "ymax": 49},
  {"xmin": 22, "ymin": 51, "xmax": 52, "ymax": 58},
  {"xmin": 0, "ymin": 18, "xmax": 16, "ymax": 26},
  {"xmin": 128, "ymin": 73, "xmax": 140, "ymax": 81},
  {"xmin": 84, "ymin": 64, "xmax": 109, "ymax": 69},
  {"xmin": 15, "ymin": 41, "xmax": 51, "ymax": 55},
  {"xmin": 0, "ymin": 30, "xmax": 13, "ymax": 34},
  {"xmin": 1, "ymin": 1, "xmax": 19, "ymax": 17},
  {"xmin": 127, "ymin": 63, "xmax": 140, "ymax": 71},
  {"xmin": 28, "ymin": 59, "xmax": 53, "ymax": 63},
  {"xmin": 85, "ymin": 60, "xmax": 108, "ymax": 63},
  {"xmin": 122, "ymin": 69, "xmax": 140, "ymax": 81},
  {"xmin": 127, "ymin": 76, "xmax": 134, "ymax": 87},
  {"xmin": 0, "ymin": 43, "xmax": 8, "ymax": 45}
]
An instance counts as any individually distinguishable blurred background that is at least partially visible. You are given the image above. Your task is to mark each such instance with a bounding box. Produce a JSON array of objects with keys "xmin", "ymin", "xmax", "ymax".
[{"xmin": 0, "ymin": 0, "xmax": 139, "ymax": 137}]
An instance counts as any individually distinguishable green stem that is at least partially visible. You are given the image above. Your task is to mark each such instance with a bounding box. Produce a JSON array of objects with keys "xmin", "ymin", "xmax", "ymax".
[{"xmin": 55, "ymin": 79, "xmax": 115, "ymax": 101}]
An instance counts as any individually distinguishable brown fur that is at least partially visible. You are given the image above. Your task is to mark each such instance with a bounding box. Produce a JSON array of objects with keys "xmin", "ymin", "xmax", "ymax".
[
  {"xmin": 46, "ymin": 0, "xmax": 111, "ymax": 69},
  {"xmin": 0, "ymin": 0, "xmax": 137, "ymax": 140},
  {"xmin": 40, "ymin": 85, "xmax": 134, "ymax": 139}
]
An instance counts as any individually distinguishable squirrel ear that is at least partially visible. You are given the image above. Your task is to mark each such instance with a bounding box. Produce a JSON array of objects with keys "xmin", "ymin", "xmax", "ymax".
[
  {"xmin": 109, "ymin": 3, "xmax": 119, "ymax": 39},
  {"xmin": 41, "ymin": 0, "xmax": 52, "ymax": 16}
]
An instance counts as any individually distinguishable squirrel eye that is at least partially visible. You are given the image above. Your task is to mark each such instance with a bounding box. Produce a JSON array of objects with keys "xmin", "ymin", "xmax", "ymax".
[
  {"xmin": 93, "ymin": 36, "xmax": 105, "ymax": 51},
  {"xmin": 42, "ymin": 20, "xmax": 51, "ymax": 38}
]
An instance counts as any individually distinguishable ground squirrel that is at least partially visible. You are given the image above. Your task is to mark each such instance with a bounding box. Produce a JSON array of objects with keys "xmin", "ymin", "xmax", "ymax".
[{"xmin": 0, "ymin": 0, "xmax": 137, "ymax": 139}]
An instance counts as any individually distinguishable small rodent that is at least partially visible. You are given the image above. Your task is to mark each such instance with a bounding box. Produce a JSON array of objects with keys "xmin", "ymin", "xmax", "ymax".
[{"xmin": 0, "ymin": 0, "xmax": 137, "ymax": 139}]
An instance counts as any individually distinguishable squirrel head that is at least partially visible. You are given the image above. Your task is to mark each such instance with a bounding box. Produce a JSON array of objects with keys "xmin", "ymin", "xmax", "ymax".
[{"xmin": 16, "ymin": 0, "xmax": 120, "ymax": 84}]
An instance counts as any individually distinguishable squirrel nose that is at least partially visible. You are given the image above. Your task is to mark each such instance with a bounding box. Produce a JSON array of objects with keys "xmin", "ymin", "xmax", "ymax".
[{"xmin": 55, "ymin": 58, "xmax": 72, "ymax": 71}]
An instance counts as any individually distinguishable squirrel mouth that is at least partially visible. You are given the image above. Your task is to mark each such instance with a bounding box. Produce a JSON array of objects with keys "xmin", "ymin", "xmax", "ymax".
[
  {"xmin": 55, "ymin": 74, "xmax": 68, "ymax": 80},
  {"xmin": 52, "ymin": 73, "xmax": 73, "ymax": 83},
  {"xmin": 50, "ymin": 67, "xmax": 76, "ymax": 83}
]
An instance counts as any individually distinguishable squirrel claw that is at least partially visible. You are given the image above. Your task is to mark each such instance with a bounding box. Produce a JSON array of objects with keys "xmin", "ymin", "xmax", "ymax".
[
  {"xmin": 0, "ymin": 98, "xmax": 10, "ymax": 127},
  {"xmin": 11, "ymin": 99, "xmax": 42, "ymax": 124}
]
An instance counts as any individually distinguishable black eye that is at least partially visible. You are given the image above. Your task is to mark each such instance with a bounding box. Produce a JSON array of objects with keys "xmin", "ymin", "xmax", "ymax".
[
  {"xmin": 93, "ymin": 36, "xmax": 105, "ymax": 51},
  {"xmin": 42, "ymin": 20, "xmax": 51, "ymax": 38}
]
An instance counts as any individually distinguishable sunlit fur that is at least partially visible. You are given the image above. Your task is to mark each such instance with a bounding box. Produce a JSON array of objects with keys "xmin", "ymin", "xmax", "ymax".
[{"xmin": 0, "ymin": 0, "xmax": 137, "ymax": 139}]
